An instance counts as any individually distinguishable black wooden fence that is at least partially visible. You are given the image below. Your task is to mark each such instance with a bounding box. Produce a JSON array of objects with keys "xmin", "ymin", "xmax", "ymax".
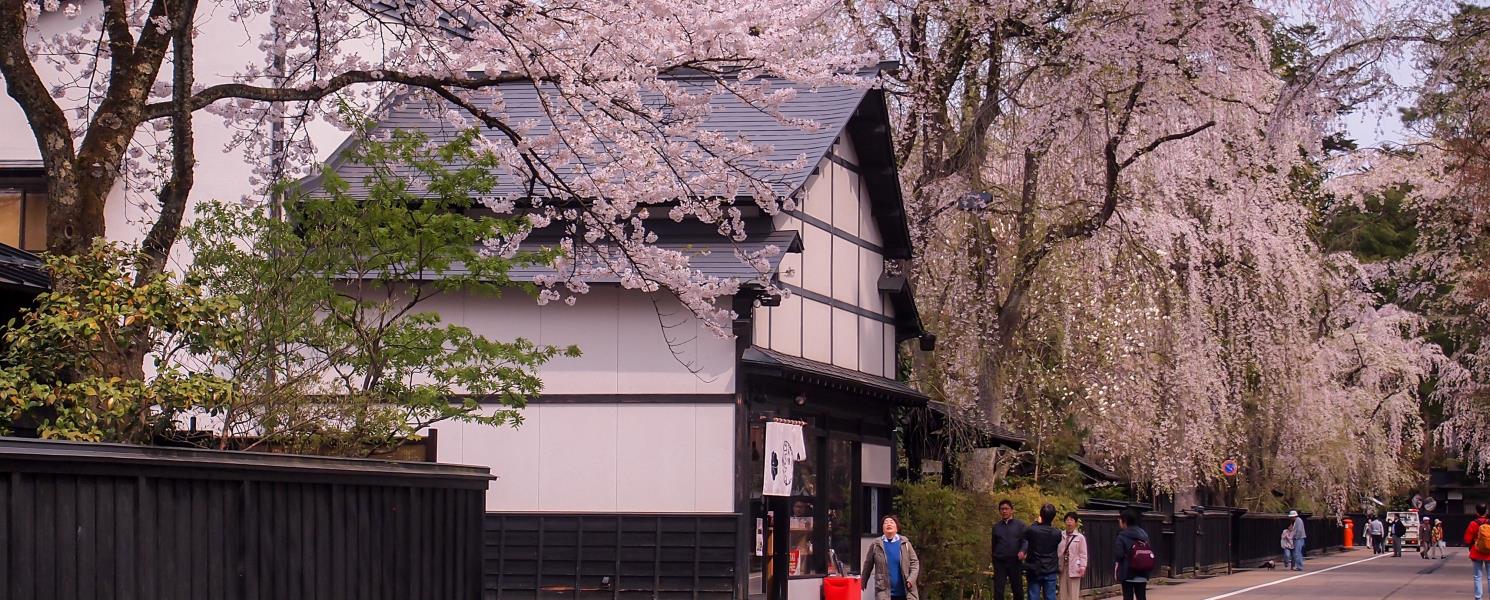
[
  {"xmin": 1075, "ymin": 509, "xmax": 1345, "ymax": 592},
  {"xmin": 0, "ymin": 437, "xmax": 491, "ymax": 600},
  {"xmin": 483, "ymin": 513, "xmax": 737, "ymax": 600}
]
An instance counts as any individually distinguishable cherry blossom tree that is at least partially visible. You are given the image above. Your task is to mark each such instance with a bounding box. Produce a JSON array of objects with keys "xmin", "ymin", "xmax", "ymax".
[
  {"xmin": 851, "ymin": 0, "xmax": 1455, "ymax": 506},
  {"xmin": 1329, "ymin": 3, "xmax": 1490, "ymax": 474},
  {"xmin": 0, "ymin": 0, "xmax": 871, "ymax": 377}
]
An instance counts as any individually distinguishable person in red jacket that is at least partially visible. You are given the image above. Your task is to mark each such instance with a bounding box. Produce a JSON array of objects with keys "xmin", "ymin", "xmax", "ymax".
[{"xmin": 1466, "ymin": 503, "xmax": 1490, "ymax": 600}]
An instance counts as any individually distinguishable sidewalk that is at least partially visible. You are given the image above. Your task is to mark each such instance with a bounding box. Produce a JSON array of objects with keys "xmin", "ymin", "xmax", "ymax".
[{"xmin": 1096, "ymin": 547, "xmax": 1472, "ymax": 600}]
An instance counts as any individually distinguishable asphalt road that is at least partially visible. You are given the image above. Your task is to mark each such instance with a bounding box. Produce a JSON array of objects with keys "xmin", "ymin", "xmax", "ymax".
[{"xmin": 1101, "ymin": 547, "xmax": 1476, "ymax": 600}]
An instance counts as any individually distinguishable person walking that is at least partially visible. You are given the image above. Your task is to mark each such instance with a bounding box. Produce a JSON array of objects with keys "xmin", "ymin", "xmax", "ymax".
[
  {"xmin": 1022, "ymin": 504, "xmax": 1062, "ymax": 600},
  {"xmin": 1057, "ymin": 512, "xmax": 1087, "ymax": 600},
  {"xmin": 1464, "ymin": 503, "xmax": 1490, "ymax": 600},
  {"xmin": 1370, "ymin": 516, "xmax": 1385, "ymax": 554},
  {"xmin": 862, "ymin": 515, "xmax": 920, "ymax": 600},
  {"xmin": 1281, "ymin": 524, "xmax": 1295, "ymax": 569},
  {"xmin": 1421, "ymin": 517, "xmax": 1433, "ymax": 559},
  {"xmin": 991, "ymin": 499, "xmax": 1027, "ymax": 600},
  {"xmin": 1392, "ymin": 517, "xmax": 1406, "ymax": 557},
  {"xmin": 1288, "ymin": 510, "xmax": 1307, "ymax": 571},
  {"xmin": 1114, "ymin": 508, "xmax": 1153, "ymax": 600},
  {"xmin": 1431, "ymin": 519, "xmax": 1446, "ymax": 559}
]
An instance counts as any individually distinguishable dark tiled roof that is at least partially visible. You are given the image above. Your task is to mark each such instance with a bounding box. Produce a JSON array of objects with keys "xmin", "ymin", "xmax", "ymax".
[
  {"xmin": 741, "ymin": 345, "xmax": 928, "ymax": 405},
  {"xmin": 305, "ymin": 68, "xmax": 915, "ymax": 260},
  {"xmin": 0, "ymin": 243, "xmax": 48, "ymax": 293},
  {"xmin": 327, "ymin": 77, "xmax": 867, "ymax": 200}
]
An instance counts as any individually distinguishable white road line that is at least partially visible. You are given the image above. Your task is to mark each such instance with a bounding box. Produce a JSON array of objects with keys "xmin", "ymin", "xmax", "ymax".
[{"xmin": 1200, "ymin": 553, "xmax": 1391, "ymax": 600}]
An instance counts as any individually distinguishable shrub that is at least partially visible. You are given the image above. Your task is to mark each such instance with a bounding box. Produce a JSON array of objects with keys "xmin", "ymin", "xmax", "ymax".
[{"xmin": 894, "ymin": 481, "xmax": 1084, "ymax": 599}]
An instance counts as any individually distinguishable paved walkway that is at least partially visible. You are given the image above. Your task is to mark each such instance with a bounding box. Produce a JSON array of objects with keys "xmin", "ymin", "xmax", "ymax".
[{"xmin": 1099, "ymin": 547, "xmax": 1476, "ymax": 599}]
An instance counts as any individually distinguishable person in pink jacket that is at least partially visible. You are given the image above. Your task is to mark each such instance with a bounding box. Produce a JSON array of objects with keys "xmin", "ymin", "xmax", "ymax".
[{"xmin": 1056, "ymin": 511, "xmax": 1088, "ymax": 600}]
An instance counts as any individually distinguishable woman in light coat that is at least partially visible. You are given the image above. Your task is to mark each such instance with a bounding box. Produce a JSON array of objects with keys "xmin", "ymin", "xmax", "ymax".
[
  {"xmin": 1057, "ymin": 511, "xmax": 1088, "ymax": 600},
  {"xmin": 861, "ymin": 515, "xmax": 920, "ymax": 600}
]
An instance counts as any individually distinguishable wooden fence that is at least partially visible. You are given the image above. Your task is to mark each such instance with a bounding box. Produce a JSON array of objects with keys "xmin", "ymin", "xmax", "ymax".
[
  {"xmin": 1076, "ymin": 509, "xmax": 1345, "ymax": 592},
  {"xmin": 0, "ymin": 437, "xmax": 491, "ymax": 600}
]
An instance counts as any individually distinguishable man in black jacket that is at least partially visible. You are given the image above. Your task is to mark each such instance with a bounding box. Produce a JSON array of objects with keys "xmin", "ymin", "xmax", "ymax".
[
  {"xmin": 991, "ymin": 499, "xmax": 1026, "ymax": 600},
  {"xmin": 1023, "ymin": 504, "xmax": 1063, "ymax": 600}
]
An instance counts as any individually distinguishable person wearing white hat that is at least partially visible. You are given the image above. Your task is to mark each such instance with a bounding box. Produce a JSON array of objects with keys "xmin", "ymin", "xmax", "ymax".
[{"xmin": 1287, "ymin": 511, "xmax": 1307, "ymax": 571}]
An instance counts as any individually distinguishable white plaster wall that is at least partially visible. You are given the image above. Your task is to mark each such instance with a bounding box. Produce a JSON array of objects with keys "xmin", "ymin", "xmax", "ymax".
[
  {"xmin": 801, "ymin": 298, "xmax": 832, "ymax": 364},
  {"xmin": 435, "ymin": 403, "xmax": 737, "ymax": 513},
  {"xmin": 758, "ymin": 133, "xmax": 901, "ymax": 382},
  {"xmin": 450, "ymin": 286, "xmax": 734, "ymax": 395},
  {"xmin": 788, "ymin": 577, "xmax": 823, "ymax": 600},
  {"xmin": 862, "ymin": 444, "xmax": 892, "ymax": 486},
  {"xmin": 831, "ymin": 236, "xmax": 859, "ymax": 304},
  {"xmin": 831, "ymin": 307, "xmax": 858, "ymax": 371}
]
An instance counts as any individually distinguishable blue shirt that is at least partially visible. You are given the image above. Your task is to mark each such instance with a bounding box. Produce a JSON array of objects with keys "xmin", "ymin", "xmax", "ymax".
[{"xmin": 884, "ymin": 536, "xmax": 905, "ymax": 596}]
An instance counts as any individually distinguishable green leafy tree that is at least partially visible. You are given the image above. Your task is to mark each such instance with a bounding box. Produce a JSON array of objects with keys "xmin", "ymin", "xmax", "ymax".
[
  {"xmin": 0, "ymin": 242, "xmax": 237, "ymax": 442},
  {"xmin": 184, "ymin": 125, "xmax": 578, "ymax": 456}
]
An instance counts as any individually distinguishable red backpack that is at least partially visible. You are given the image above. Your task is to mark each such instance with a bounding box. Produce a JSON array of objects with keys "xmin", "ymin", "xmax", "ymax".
[{"xmin": 1128, "ymin": 539, "xmax": 1156, "ymax": 573}]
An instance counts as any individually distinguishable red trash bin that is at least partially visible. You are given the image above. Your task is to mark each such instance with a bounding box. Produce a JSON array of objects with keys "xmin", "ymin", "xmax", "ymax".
[{"xmin": 823, "ymin": 577, "xmax": 859, "ymax": 600}]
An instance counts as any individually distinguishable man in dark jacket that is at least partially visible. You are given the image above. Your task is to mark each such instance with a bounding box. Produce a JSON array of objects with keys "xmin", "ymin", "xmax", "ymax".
[
  {"xmin": 991, "ymin": 499, "xmax": 1026, "ymax": 600},
  {"xmin": 1391, "ymin": 518, "xmax": 1407, "ymax": 557},
  {"xmin": 1022, "ymin": 503, "xmax": 1063, "ymax": 600}
]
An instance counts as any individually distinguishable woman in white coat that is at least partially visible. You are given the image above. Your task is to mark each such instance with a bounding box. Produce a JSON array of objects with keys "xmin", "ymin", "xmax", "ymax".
[{"xmin": 1057, "ymin": 511, "xmax": 1088, "ymax": 600}]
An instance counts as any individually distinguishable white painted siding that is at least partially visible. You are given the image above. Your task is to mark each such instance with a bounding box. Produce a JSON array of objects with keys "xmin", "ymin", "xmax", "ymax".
[{"xmin": 436, "ymin": 403, "xmax": 736, "ymax": 512}]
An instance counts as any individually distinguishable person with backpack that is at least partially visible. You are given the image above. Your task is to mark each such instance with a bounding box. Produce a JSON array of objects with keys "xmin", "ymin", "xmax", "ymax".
[
  {"xmin": 1114, "ymin": 508, "xmax": 1153, "ymax": 600},
  {"xmin": 1057, "ymin": 512, "xmax": 1087, "ymax": 600},
  {"xmin": 1022, "ymin": 503, "xmax": 1063, "ymax": 600},
  {"xmin": 1464, "ymin": 503, "xmax": 1490, "ymax": 600}
]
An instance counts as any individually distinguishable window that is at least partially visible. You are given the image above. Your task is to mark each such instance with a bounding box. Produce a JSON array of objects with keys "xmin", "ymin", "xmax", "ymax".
[
  {"xmin": 790, "ymin": 429, "xmax": 820, "ymax": 576},
  {"xmin": 0, "ymin": 185, "xmax": 46, "ymax": 252},
  {"xmin": 826, "ymin": 438, "xmax": 855, "ymax": 575}
]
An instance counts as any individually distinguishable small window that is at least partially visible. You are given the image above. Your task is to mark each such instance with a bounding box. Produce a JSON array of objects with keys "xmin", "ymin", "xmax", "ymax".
[{"xmin": 0, "ymin": 188, "xmax": 46, "ymax": 252}]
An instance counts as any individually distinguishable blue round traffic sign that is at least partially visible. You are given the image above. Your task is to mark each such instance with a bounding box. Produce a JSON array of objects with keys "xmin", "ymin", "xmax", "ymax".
[{"xmin": 1221, "ymin": 459, "xmax": 1239, "ymax": 476}]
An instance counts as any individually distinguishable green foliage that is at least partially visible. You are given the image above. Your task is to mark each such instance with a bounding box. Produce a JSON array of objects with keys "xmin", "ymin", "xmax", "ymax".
[
  {"xmin": 0, "ymin": 124, "xmax": 576, "ymax": 457},
  {"xmin": 1320, "ymin": 187, "xmax": 1420, "ymax": 263},
  {"xmin": 182, "ymin": 125, "xmax": 577, "ymax": 456},
  {"xmin": 894, "ymin": 481, "xmax": 1083, "ymax": 600},
  {"xmin": 0, "ymin": 242, "xmax": 237, "ymax": 442},
  {"xmin": 895, "ymin": 481, "xmax": 990, "ymax": 600}
]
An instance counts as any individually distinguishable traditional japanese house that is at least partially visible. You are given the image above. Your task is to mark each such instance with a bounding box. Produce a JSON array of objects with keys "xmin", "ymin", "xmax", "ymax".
[{"xmin": 308, "ymin": 68, "xmax": 931, "ymax": 600}]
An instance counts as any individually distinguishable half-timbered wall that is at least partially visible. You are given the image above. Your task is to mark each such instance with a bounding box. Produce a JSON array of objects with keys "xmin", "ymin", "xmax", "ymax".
[{"xmin": 753, "ymin": 134, "xmax": 897, "ymax": 378}]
